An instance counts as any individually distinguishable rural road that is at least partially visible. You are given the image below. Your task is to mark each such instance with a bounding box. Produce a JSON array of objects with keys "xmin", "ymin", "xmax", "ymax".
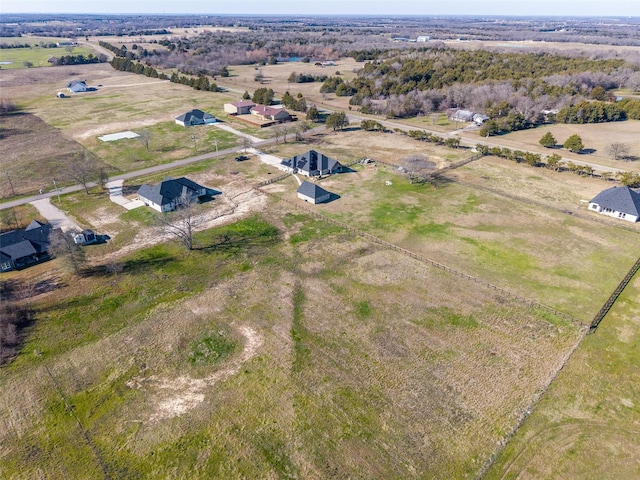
[{"xmin": 0, "ymin": 138, "xmax": 273, "ymax": 211}]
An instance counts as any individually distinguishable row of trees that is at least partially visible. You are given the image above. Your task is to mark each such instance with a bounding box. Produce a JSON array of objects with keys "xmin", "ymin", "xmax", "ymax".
[
  {"xmin": 47, "ymin": 53, "xmax": 106, "ymax": 66},
  {"xmin": 287, "ymin": 71, "xmax": 327, "ymax": 83},
  {"xmin": 109, "ymin": 56, "xmax": 218, "ymax": 92}
]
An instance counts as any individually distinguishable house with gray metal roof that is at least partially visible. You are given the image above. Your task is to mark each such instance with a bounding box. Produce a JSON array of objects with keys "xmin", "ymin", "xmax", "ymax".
[
  {"xmin": 588, "ymin": 186, "xmax": 640, "ymax": 222},
  {"xmin": 175, "ymin": 109, "xmax": 217, "ymax": 127},
  {"xmin": 66, "ymin": 80, "xmax": 87, "ymax": 93},
  {"xmin": 0, "ymin": 220, "xmax": 55, "ymax": 271},
  {"xmin": 279, "ymin": 150, "xmax": 343, "ymax": 177},
  {"xmin": 136, "ymin": 177, "xmax": 207, "ymax": 212},
  {"xmin": 297, "ymin": 181, "xmax": 332, "ymax": 204}
]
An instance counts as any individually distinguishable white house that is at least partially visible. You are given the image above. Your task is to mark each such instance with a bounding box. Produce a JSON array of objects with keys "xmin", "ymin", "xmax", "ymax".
[
  {"xmin": 279, "ymin": 150, "xmax": 343, "ymax": 177},
  {"xmin": 224, "ymin": 100, "xmax": 255, "ymax": 115},
  {"xmin": 67, "ymin": 80, "xmax": 87, "ymax": 93},
  {"xmin": 297, "ymin": 181, "xmax": 332, "ymax": 204},
  {"xmin": 137, "ymin": 177, "xmax": 207, "ymax": 212},
  {"xmin": 588, "ymin": 186, "xmax": 640, "ymax": 222},
  {"xmin": 175, "ymin": 109, "xmax": 216, "ymax": 126},
  {"xmin": 416, "ymin": 35, "xmax": 430, "ymax": 42}
]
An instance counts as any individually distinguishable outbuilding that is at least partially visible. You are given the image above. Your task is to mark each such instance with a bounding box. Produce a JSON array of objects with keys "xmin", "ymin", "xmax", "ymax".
[
  {"xmin": 297, "ymin": 181, "xmax": 332, "ymax": 204},
  {"xmin": 66, "ymin": 80, "xmax": 87, "ymax": 93}
]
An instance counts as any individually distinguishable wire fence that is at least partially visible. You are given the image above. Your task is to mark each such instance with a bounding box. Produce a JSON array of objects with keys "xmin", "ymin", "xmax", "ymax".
[
  {"xmin": 256, "ymin": 184, "xmax": 581, "ymax": 326},
  {"xmin": 589, "ymin": 256, "xmax": 640, "ymax": 332}
]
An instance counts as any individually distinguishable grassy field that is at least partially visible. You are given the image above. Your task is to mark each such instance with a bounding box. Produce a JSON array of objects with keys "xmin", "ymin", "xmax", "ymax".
[
  {"xmin": 2, "ymin": 48, "xmax": 640, "ymax": 479},
  {"xmin": 0, "ymin": 45, "xmax": 95, "ymax": 69},
  {"xmin": 484, "ymin": 272, "xmax": 640, "ymax": 480},
  {"xmin": 260, "ymin": 152, "xmax": 640, "ymax": 320},
  {"xmin": 0, "ymin": 205, "xmax": 584, "ymax": 479},
  {"xmin": 0, "ymin": 63, "xmax": 275, "ymax": 197}
]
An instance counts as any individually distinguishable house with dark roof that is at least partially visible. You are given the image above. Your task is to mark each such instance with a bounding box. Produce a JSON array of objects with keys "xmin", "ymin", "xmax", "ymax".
[
  {"xmin": 588, "ymin": 186, "xmax": 640, "ymax": 222},
  {"xmin": 279, "ymin": 150, "xmax": 343, "ymax": 177},
  {"xmin": 66, "ymin": 80, "xmax": 87, "ymax": 93},
  {"xmin": 250, "ymin": 105, "xmax": 291, "ymax": 122},
  {"xmin": 175, "ymin": 109, "xmax": 217, "ymax": 127},
  {"xmin": 297, "ymin": 181, "xmax": 332, "ymax": 204},
  {"xmin": 136, "ymin": 177, "xmax": 207, "ymax": 212},
  {"xmin": 224, "ymin": 100, "xmax": 256, "ymax": 115},
  {"xmin": 0, "ymin": 220, "xmax": 55, "ymax": 272}
]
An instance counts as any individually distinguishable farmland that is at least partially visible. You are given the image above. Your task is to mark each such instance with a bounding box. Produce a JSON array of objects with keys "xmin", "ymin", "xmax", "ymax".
[{"xmin": 2, "ymin": 15, "xmax": 640, "ymax": 480}]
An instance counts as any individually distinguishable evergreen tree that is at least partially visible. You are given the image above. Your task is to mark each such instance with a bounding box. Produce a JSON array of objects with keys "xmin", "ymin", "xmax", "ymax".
[
  {"xmin": 539, "ymin": 131, "xmax": 557, "ymax": 148},
  {"xmin": 563, "ymin": 134, "xmax": 584, "ymax": 153}
]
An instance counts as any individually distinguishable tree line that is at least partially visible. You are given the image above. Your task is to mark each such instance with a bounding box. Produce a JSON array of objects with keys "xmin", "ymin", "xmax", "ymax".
[{"xmin": 108, "ymin": 54, "xmax": 218, "ymax": 92}]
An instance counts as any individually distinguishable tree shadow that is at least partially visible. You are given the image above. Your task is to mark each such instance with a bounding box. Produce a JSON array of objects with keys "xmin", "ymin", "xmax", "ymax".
[
  {"xmin": 580, "ymin": 148, "xmax": 597, "ymax": 154},
  {"xmin": 83, "ymin": 253, "xmax": 176, "ymax": 278}
]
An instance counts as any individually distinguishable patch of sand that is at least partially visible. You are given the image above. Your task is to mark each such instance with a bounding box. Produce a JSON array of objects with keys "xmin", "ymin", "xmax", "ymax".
[{"xmin": 126, "ymin": 325, "xmax": 264, "ymax": 422}]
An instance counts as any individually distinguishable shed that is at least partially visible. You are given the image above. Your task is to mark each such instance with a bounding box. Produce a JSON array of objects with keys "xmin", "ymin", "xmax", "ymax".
[{"xmin": 297, "ymin": 181, "xmax": 332, "ymax": 204}]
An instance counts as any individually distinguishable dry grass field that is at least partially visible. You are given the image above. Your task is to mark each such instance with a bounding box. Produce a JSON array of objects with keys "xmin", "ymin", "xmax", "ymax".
[
  {"xmin": 488, "ymin": 122, "xmax": 640, "ymax": 172},
  {"xmin": 0, "ymin": 200, "xmax": 585, "ymax": 479},
  {"xmin": 259, "ymin": 140, "xmax": 640, "ymax": 319}
]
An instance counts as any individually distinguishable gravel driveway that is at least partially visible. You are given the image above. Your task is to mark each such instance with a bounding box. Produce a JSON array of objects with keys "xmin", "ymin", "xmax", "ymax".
[{"xmin": 31, "ymin": 198, "xmax": 81, "ymax": 232}]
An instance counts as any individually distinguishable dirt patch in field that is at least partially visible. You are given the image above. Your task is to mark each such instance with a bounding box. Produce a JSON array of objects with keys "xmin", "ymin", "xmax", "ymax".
[{"xmin": 129, "ymin": 325, "xmax": 264, "ymax": 422}]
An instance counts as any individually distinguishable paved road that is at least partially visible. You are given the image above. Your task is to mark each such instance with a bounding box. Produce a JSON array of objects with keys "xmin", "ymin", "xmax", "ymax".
[{"xmin": 0, "ymin": 141, "xmax": 271, "ymax": 211}]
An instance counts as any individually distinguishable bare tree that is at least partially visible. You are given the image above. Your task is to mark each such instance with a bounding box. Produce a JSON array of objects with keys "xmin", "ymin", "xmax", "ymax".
[
  {"xmin": 607, "ymin": 142, "xmax": 630, "ymax": 161},
  {"xmin": 156, "ymin": 195, "xmax": 202, "ymax": 250},
  {"xmin": 240, "ymin": 135, "xmax": 253, "ymax": 153},
  {"xmin": 67, "ymin": 152, "xmax": 100, "ymax": 194},
  {"xmin": 137, "ymin": 129, "xmax": 152, "ymax": 152},
  {"xmin": 400, "ymin": 154, "xmax": 436, "ymax": 184},
  {"xmin": 49, "ymin": 228, "xmax": 86, "ymax": 275},
  {"xmin": 272, "ymin": 125, "xmax": 283, "ymax": 145},
  {"xmin": 295, "ymin": 120, "xmax": 312, "ymax": 141}
]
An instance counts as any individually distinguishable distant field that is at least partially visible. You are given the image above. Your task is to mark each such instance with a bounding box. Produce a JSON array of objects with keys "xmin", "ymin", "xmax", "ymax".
[{"xmin": 0, "ymin": 44, "xmax": 95, "ymax": 69}]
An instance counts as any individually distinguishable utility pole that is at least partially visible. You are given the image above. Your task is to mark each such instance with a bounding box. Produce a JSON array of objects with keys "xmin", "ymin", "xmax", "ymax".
[
  {"xmin": 4, "ymin": 170, "xmax": 16, "ymax": 196},
  {"xmin": 191, "ymin": 134, "xmax": 197, "ymax": 153},
  {"xmin": 53, "ymin": 178, "xmax": 61, "ymax": 203}
]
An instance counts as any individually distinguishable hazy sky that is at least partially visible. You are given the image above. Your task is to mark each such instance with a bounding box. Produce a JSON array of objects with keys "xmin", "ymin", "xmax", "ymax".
[{"xmin": 2, "ymin": 0, "xmax": 640, "ymax": 17}]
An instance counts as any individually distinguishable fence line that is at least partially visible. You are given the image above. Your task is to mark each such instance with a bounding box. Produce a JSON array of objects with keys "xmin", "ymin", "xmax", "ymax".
[
  {"xmin": 589, "ymin": 256, "xmax": 640, "ymax": 332},
  {"xmin": 256, "ymin": 183, "xmax": 580, "ymax": 325}
]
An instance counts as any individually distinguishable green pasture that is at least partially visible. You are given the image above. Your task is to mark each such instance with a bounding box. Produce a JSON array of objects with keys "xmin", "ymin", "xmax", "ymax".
[
  {"xmin": 485, "ymin": 272, "xmax": 640, "ymax": 480},
  {"xmin": 321, "ymin": 166, "xmax": 640, "ymax": 319},
  {"xmin": 0, "ymin": 45, "xmax": 95, "ymax": 69},
  {"xmin": 90, "ymin": 121, "xmax": 241, "ymax": 173}
]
